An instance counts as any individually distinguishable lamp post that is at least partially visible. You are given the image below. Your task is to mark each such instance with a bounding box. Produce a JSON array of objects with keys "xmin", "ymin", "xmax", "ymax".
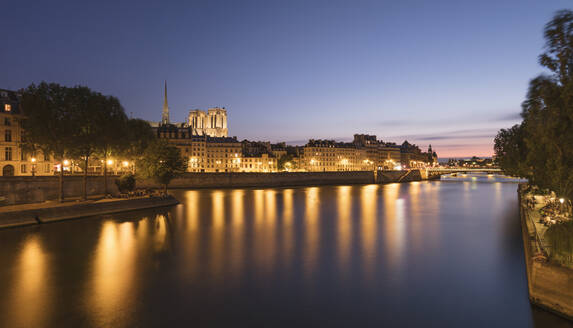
[
  {"xmin": 31, "ymin": 157, "xmax": 36, "ymax": 177},
  {"xmin": 559, "ymin": 198, "xmax": 565, "ymax": 214}
]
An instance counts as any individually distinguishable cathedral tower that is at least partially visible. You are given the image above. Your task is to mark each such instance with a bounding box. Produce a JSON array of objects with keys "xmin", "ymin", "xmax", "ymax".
[{"xmin": 161, "ymin": 80, "xmax": 170, "ymax": 125}]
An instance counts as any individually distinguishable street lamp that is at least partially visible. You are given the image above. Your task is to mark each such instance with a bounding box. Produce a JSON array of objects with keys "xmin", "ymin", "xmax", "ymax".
[
  {"xmin": 31, "ymin": 157, "xmax": 36, "ymax": 177},
  {"xmin": 560, "ymin": 198, "xmax": 565, "ymax": 213}
]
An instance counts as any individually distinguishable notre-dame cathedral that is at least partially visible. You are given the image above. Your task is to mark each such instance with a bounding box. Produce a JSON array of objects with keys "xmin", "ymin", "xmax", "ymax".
[{"xmin": 153, "ymin": 81, "xmax": 228, "ymax": 138}]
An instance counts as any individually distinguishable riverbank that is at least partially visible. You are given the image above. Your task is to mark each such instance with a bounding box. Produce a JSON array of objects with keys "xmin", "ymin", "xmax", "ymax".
[
  {"xmin": 0, "ymin": 170, "xmax": 436, "ymax": 206},
  {"xmin": 0, "ymin": 195, "xmax": 179, "ymax": 229},
  {"xmin": 518, "ymin": 184, "xmax": 573, "ymax": 321}
]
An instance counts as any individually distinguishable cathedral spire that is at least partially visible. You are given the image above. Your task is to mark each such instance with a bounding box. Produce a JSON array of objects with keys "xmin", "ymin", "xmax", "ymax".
[{"xmin": 161, "ymin": 80, "xmax": 169, "ymax": 125}]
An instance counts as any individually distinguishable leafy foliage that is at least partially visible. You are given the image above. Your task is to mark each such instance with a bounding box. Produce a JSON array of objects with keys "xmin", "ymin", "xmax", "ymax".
[
  {"xmin": 20, "ymin": 82, "xmax": 76, "ymax": 161},
  {"xmin": 493, "ymin": 124, "xmax": 529, "ymax": 177},
  {"xmin": 122, "ymin": 119, "xmax": 156, "ymax": 160},
  {"xmin": 494, "ymin": 10, "xmax": 573, "ymax": 200},
  {"xmin": 137, "ymin": 140, "xmax": 187, "ymax": 191},
  {"xmin": 546, "ymin": 221, "xmax": 573, "ymax": 264},
  {"xmin": 115, "ymin": 174, "xmax": 136, "ymax": 193}
]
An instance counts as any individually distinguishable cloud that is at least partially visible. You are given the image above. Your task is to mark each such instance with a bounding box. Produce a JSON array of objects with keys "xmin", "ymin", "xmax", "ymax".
[
  {"xmin": 493, "ymin": 112, "xmax": 522, "ymax": 121},
  {"xmin": 377, "ymin": 110, "xmax": 522, "ymax": 128},
  {"xmin": 416, "ymin": 133, "xmax": 494, "ymax": 141}
]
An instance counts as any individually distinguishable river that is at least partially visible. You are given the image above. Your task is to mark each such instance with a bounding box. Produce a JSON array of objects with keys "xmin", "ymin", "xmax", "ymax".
[{"xmin": 0, "ymin": 173, "xmax": 571, "ymax": 327}]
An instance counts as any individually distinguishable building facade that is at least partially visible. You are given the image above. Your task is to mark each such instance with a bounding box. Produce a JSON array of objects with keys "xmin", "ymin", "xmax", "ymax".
[
  {"xmin": 151, "ymin": 81, "xmax": 228, "ymax": 138},
  {"xmin": 301, "ymin": 134, "xmax": 436, "ymax": 172},
  {"xmin": 0, "ymin": 89, "xmax": 55, "ymax": 176},
  {"xmin": 188, "ymin": 107, "xmax": 228, "ymax": 137}
]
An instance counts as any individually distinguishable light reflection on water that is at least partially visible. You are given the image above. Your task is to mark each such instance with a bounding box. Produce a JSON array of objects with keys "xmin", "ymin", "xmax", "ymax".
[
  {"xmin": 8, "ymin": 236, "xmax": 51, "ymax": 328},
  {"xmin": 0, "ymin": 174, "xmax": 570, "ymax": 328}
]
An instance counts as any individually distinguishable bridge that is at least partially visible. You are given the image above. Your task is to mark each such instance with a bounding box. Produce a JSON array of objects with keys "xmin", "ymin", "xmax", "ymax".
[{"xmin": 427, "ymin": 168, "xmax": 502, "ymax": 174}]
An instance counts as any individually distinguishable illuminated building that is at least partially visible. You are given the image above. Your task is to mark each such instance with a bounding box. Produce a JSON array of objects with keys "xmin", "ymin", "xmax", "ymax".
[
  {"xmin": 151, "ymin": 81, "xmax": 228, "ymax": 138},
  {"xmin": 0, "ymin": 89, "xmax": 55, "ymax": 176},
  {"xmin": 302, "ymin": 135, "xmax": 436, "ymax": 172}
]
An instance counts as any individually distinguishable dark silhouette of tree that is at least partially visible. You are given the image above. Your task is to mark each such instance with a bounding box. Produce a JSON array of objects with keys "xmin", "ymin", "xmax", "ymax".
[
  {"xmin": 493, "ymin": 124, "xmax": 529, "ymax": 177},
  {"xmin": 121, "ymin": 118, "xmax": 156, "ymax": 166},
  {"xmin": 68, "ymin": 87, "xmax": 108, "ymax": 200},
  {"xmin": 95, "ymin": 96, "xmax": 128, "ymax": 196},
  {"xmin": 137, "ymin": 140, "xmax": 187, "ymax": 193},
  {"xmin": 495, "ymin": 9, "xmax": 573, "ymax": 200},
  {"xmin": 20, "ymin": 82, "xmax": 76, "ymax": 202}
]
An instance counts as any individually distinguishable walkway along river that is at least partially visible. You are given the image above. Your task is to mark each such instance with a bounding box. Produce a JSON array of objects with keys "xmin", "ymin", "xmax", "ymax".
[{"xmin": 0, "ymin": 173, "xmax": 571, "ymax": 327}]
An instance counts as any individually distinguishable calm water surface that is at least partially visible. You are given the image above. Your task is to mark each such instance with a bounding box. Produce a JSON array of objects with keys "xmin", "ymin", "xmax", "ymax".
[{"xmin": 1, "ymin": 174, "xmax": 572, "ymax": 327}]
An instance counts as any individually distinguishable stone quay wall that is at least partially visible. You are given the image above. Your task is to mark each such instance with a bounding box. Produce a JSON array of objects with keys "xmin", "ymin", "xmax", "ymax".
[
  {"xmin": 138, "ymin": 171, "xmax": 376, "ymax": 189},
  {"xmin": 0, "ymin": 170, "xmax": 431, "ymax": 206},
  {"xmin": 0, "ymin": 196, "xmax": 179, "ymax": 229},
  {"xmin": 518, "ymin": 185, "xmax": 573, "ymax": 320},
  {"xmin": 0, "ymin": 176, "xmax": 120, "ymax": 206}
]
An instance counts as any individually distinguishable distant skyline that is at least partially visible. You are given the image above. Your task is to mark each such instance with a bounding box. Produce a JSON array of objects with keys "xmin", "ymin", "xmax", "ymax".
[{"xmin": 2, "ymin": 0, "xmax": 571, "ymax": 157}]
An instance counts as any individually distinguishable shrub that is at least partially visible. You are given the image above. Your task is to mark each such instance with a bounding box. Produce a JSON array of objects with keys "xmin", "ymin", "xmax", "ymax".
[
  {"xmin": 546, "ymin": 221, "xmax": 573, "ymax": 265},
  {"xmin": 115, "ymin": 173, "xmax": 136, "ymax": 193}
]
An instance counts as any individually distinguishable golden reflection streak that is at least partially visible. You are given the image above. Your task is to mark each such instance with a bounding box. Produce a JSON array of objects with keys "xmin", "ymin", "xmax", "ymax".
[
  {"xmin": 383, "ymin": 183, "xmax": 404, "ymax": 271},
  {"xmin": 282, "ymin": 189, "xmax": 294, "ymax": 267},
  {"xmin": 211, "ymin": 190, "xmax": 225, "ymax": 278},
  {"xmin": 230, "ymin": 189, "xmax": 245, "ymax": 274},
  {"xmin": 89, "ymin": 221, "xmax": 136, "ymax": 327},
  {"xmin": 304, "ymin": 187, "xmax": 320, "ymax": 277},
  {"xmin": 494, "ymin": 182, "xmax": 502, "ymax": 208},
  {"xmin": 424, "ymin": 181, "xmax": 441, "ymax": 248},
  {"xmin": 408, "ymin": 181, "xmax": 421, "ymax": 250},
  {"xmin": 337, "ymin": 186, "xmax": 352, "ymax": 275},
  {"xmin": 182, "ymin": 190, "xmax": 200, "ymax": 278},
  {"xmin": 360, "ymin": 184, "xmax": 378, "ymax": 280},
  {"xmin": 8, "ymin": 236, "xmax": 51, "ymax": 328},
  {"xmin": 136, "ymin": 216, "xmax": 149, "ymax": 240},
  {"xmin": 185, "ymin": 190, "xmax": 199, "ymax": 232},
  {"xmin": 263, "ymin": 189, "xmax": 278, "ymax": 270},
  {"xmin": 252, "ymin": 190, "xmax": 278, "ymax": 273},
  {"xmin": 154, "ymin": 214, "xmax": 168, "ymax": 251},
  {"xmin": 254, "ymin": 190, "xmax": 264, "ymax": 225}
]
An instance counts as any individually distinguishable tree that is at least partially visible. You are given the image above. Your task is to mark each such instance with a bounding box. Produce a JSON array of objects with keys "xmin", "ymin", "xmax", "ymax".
[
  {"xmin": 521, "ymin": 10, "xmax": 573, "ymax": 200},
  {"xmin": 95, "ymin": 96, "xmax": 128, "ymax": 196},
  {"xmin": 493, "ymin": 124, "xmax": 529, "ymax": 177},
  {"xmin": 278, "ymin": 154, "xmax": 295, "ymax": 171},
  {"xmin": 121, "ymin": 118, "xmax": 156, "ymax": 165},
  {"xmin": 20, "ymin": 82, "xmax": 76, "ymax": 202},
  {"xmin": 494, "ymin": 10, "xmax": 573, "ymax": 200},
  {"xmin": 137, "ymin": 140, "xmax": 187, "ymax": 193},
  {"xmin": 67, "ymin": 87, "xmax": 107, "ymax": 200}
]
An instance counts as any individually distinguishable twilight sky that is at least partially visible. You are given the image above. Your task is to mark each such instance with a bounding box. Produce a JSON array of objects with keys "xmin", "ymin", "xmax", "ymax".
[{"xmin": 2, "ymin": 0, "xmax": 570, "ymax": 157}]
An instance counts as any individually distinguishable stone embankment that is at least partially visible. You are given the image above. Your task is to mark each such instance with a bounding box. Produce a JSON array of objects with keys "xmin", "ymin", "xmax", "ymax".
[
  {"xmin": 0, "ymin": 196, "xmax": 179, "ymax": 229},
  {"xmin": 139, "ymin": 171, "xmax": 375, "ymax": 189},
  {"xmin": 0, "ymin": 170, "xmax": 435, "ymax": 206},
  {"xmin": 518, "ymin": 184, "xmax": 573, "ymax": 321}
]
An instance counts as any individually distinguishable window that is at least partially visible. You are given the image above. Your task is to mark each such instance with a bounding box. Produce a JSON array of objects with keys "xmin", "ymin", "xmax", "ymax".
[
  {"xmin": 21, "ymin": 164, "xmax": 26, "ymax": 173},
  {"xmin": 5, "ymin": 129, "xmax": 11, "ymax": 142},
  {"xmin": 45, "ymin": 163, "xmax": 50, "ymax": 173},
  {"xmin": 4, "ymin": 104, "xmax": 11, "ymax": 112},
  {"xmin": 5, "ymin": 147, "xmax": 12, "ymax": 161},
  {"xmin": 4, "ymin": 118, "xmax": 9, "ymax": 126},
  {"xmin": 44, "ymin": 153, "xmax": 49, "ymax": 161}
]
